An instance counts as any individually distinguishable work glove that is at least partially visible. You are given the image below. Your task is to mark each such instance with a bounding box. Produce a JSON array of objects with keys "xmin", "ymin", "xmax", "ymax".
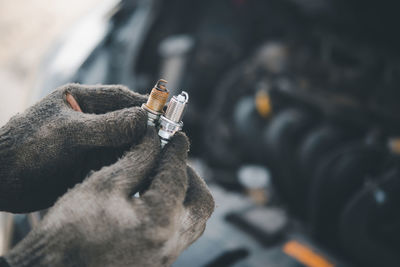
[
  {"xmin": 0, "ymin": 84, "xmax": 148, "ymax": 213},
  {"xmin": 4, "ymin": 129, "xmax": 215, "ymax": 267}
]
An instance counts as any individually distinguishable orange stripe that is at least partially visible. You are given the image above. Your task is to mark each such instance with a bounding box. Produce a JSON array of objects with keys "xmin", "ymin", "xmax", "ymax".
[{"xmin": 283, "ymin": 241, "xmax": 334, "ymax": 267}]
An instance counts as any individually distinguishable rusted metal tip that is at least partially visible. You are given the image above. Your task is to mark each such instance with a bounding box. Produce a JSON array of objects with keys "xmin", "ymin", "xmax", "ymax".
[
  {"xmin": 143, "ymin": 79, "xmax": 170, "ymax": 114},
  {"xmin": 155, "ymin": 79, "xmax": 168, "ymax": 91}
]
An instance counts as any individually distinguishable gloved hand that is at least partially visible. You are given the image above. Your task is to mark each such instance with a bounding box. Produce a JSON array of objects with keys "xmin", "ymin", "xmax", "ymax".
[
  {"xmin": 0, "ymin": 84, "xmax": 148, "ymax": 213},
  {"xmin": 4, "ymin": 130, "xmax": 214, "ymax": 267}
]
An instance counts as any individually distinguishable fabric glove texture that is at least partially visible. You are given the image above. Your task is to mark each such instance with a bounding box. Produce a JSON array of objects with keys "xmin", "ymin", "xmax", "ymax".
[
  {"xmin": 0, "ymin": 84, "xmax": 147, "ymax": 212},
  {"xmin": 5, "ymin": 130, "xmax": 214, "ymax": 267}
]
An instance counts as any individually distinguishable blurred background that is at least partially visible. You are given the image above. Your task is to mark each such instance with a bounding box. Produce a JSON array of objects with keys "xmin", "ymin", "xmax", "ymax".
[
  {"xmin": 1, "ymin": 0, "xmax": 400, "ymax": 266},
  {"xmin": 0, "ymin": 0, "xmax": 103, "ymax": 125}
]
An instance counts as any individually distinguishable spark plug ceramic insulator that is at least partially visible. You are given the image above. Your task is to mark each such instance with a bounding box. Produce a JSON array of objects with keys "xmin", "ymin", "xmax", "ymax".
[
  {"xmin": 141, "ymin": 79, "xmax": 169, "ymax": 126},
  {"xmin": 158, "ymin": 91, "xmax": 189, "ymax": 148}
]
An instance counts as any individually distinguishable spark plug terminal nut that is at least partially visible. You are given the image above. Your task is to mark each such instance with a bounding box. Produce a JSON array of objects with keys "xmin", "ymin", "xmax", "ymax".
[
  {"xmin": 158, "ymin": 91, "xmax": 189, "ymax": 148},
  {"xmin": 141, "ymin": 79, "xmax": 169, "ymax": 126}
]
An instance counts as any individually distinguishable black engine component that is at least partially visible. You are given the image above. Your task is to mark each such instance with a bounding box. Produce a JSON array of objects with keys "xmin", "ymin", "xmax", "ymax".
[
  {"xmin": 308, "ymin": 139, "xmax": 387, "ymax": 246},
  {"xmin": 339, "ymin": 168, "xmax": 400, "ymax": 267},
  {"xmin": 295, "ymin": 123, "xmax": 362, "ymax": 209},
  {"xmin": 232, "ymin": 95, "xmax": 270, "ymax": 163},
  {"xmin": 263, "ymin": 108, "xmax": 316, "ymax": 214}
]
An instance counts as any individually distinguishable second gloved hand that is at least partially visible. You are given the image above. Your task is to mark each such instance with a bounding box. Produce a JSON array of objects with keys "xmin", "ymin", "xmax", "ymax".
[
  {"xmin": 5, "ymin": 129, "xmax": 215, "ymax": 267},
  {"xmin": 0, "ymin": 84, "xmax": 148, "ymax": 212}
]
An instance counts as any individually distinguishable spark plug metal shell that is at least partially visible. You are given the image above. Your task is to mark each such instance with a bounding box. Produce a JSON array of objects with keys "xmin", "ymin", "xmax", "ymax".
[
  {"xmin": 158, "ymin": 91, "xmax": 189, "ymax": 147},
  {"xmin": 141, "ymin": 79, "xmax": 169, "ymax": 126}
]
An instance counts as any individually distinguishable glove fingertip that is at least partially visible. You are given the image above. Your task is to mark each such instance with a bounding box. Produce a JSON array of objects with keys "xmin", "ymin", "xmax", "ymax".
[
  {"xmin": 133, "ymin": 107, "xmax": 148, "ymax": 126},
  {"xmin": 163, "ymin": 132, "xmax": 190, "ymax": 160},
  {"xmin": 186, "ymin": 166, "xmax": 215, "ymax": 217},
  {"xmin": 123, "ymin": 109, "xmax": 146, "ymax": 146},
  {"xmin": 140, "ymin": 127, "xmax": 161, "ymax": 149}
]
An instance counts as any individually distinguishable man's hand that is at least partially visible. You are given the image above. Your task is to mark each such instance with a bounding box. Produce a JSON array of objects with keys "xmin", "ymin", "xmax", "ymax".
[
  {"xmin": 0, "ymin": 84, "xmax": 148, "ymax": 212},
  {"xmin": 4, "ymin": 130, "xmax": 215, "ymax": 267}
]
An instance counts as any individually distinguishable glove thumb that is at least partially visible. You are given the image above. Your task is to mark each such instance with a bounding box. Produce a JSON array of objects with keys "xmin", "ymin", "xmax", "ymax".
[{"xmin": 71, "ymin": 106, "xmax": 148, "ymax": 148}]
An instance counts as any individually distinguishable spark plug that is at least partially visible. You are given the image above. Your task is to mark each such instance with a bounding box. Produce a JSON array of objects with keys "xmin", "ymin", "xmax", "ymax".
[
  {"xmin": 141, "ymin": 79, "xmax": 169, "ymax": 126},
  {"xmin": 158, "ymin": 91, "xmax": 189, "ymax": 148}
]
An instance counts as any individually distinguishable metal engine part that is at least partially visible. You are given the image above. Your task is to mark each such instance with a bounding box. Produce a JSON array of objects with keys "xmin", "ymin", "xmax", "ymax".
[
  {"xmin": 141, "ymin": 79, "xmax": 169, "ymax": 126},
  {"xmin": 158, "ymin": 91, "xmax": 189, "ymax": 148}
]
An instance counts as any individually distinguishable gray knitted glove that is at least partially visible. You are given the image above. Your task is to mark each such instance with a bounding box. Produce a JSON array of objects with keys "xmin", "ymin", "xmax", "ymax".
[
  {"xmin": 0, "ymin": 84, "xmax": 148, "ymax": 213},
  {"xmin": 4, "ymin": 130, "xmax": 214, "ymax": 267}
]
